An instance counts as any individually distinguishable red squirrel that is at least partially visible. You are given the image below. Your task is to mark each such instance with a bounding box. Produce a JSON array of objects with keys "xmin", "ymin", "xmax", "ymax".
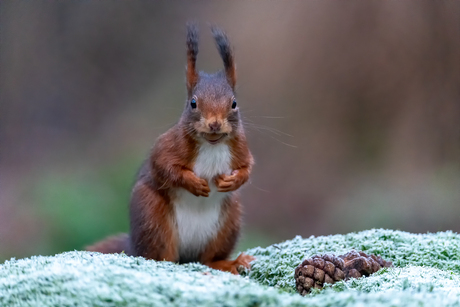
[{"xmin": 87, "ymin": 24, "xmax": 255, "ymax": 274}]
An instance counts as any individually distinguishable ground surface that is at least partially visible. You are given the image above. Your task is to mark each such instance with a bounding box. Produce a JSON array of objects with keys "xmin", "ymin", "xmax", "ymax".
[{"xmin": 1, "ymin": 229, "xmax": 460, "ymax": 306}]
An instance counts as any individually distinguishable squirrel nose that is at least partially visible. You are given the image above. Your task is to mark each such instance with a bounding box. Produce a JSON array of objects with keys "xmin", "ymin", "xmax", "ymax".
[{"xmin": 209, "ymin": 121, "xmax": 222, "ymax": 132}]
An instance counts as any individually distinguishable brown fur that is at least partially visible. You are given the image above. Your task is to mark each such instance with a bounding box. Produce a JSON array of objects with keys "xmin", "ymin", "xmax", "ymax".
[
  {"xmin": 129, "ymin": 181, "xmax": 178, "ymax": 261},
  {"xmin": 87, "ymin": 25, "xmax": 254, "ymax": 274}
]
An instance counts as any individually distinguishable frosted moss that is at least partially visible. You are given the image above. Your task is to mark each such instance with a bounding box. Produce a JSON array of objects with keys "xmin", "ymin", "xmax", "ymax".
[
  {"xmin": 0, "ymin": 251, "xmax": 306, "ymax": 307},
  {"xmin": 245, "ymin": 228, "xmax": 460, "ymax": 291},
  {"xmin": 1, "ymin": 229, "xmax": 460, "ymax": 306}
]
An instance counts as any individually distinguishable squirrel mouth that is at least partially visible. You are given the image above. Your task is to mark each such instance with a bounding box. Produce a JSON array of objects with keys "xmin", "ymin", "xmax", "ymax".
[{"xmin": 202, "ymin": 133, "xmax": 227, "ymax": 144}]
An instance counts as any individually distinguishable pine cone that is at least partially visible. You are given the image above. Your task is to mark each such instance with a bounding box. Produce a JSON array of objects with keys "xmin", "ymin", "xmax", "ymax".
[
  {"xmin": 294, "ymin": 254, "xmax": 346, "ymax": 296},
  {"xmin": 339, "ymin": 250, "xmax": 392, "ymax": 279},
  {"xmin": 295, "ymin": 251, "xmax": 392, "ymax": 295}
]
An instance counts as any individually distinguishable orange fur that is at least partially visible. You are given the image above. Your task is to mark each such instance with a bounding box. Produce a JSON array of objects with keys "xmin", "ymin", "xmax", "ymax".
[{"xmin": 206, "ymin": 253, "xmax": 256, "ymax": 275}]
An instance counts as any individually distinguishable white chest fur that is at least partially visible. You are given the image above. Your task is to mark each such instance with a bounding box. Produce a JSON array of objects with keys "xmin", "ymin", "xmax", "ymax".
[{"xmin": 174, "ymin": 142, "xmax": 232, "ymax": 262}]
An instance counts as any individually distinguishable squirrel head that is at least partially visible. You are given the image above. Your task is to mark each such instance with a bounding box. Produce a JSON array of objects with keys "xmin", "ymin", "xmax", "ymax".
[{"xmin": 181, "ymin": 24, "xmax": 240, "ymax": 145}]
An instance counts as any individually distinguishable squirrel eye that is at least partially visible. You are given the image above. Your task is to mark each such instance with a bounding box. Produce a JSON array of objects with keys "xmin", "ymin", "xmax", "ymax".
[
  {"xmin": 231, "ymin": 99, "xmax": 237, "ymax": 109},
  {"xmin": 190, "ymin": 98, "xmax": 197, "ymax": 109}
]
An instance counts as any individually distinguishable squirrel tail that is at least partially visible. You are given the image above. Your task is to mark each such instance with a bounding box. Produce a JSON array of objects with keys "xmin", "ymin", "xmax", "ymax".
[{"xmin": 86, "ymin": 233, "xmax": 131, "ymax": 255}]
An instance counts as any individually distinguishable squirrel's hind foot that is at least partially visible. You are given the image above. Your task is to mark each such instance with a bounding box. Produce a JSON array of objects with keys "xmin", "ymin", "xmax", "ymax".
[{"xmin": 205, "ymin": 253, "xmax": 256, "ymax": 275}]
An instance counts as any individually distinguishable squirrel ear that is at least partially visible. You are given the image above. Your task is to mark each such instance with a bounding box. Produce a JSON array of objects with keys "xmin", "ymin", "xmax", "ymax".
[
  {"xmin": 211, "ymin": 26, "xmax": 236, "ymax": 90},
  {"xmin": 186, "ymin": 23, "xmax": 199, "ymax": 96}
]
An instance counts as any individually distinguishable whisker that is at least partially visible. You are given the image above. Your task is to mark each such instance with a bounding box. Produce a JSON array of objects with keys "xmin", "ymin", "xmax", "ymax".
[
  {"xmin": 239, "ymin": 107, "xmax": 254, "ymax": 114},
  {"xmin": 245, "ymin": 123, "xmax": 282, "ymax": 136},
  {"xmin": 243, "ymin": 121, "xmax": 294, "ymax": 138},
  {"xmin": 246, "ymin": 116, "xmax": 286, "ymax": 119},
  {"xmin": 248, "ymin": 182, "xmax": 271, "ymax": 193},
  {"xmin": 247, "ymin": 124, "xmax": 294, "ymax": 138},
  {"xmin": 244, "ymin": 123, "xmax": 298, "ymax": 148}
]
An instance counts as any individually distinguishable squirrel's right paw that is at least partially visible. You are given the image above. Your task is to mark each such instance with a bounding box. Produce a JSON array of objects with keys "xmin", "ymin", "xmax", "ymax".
[
  {"xmin": 189, "ymin": 177, "xmax": 211, "ymax": 197},
  {"xmin": 182, "ymin": 171, "xmax": 210, "ymax": 197}
]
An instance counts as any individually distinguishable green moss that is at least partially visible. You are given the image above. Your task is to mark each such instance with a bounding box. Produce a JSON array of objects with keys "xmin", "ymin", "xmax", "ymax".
[{"xmin": 2, "ymin": 229, "xmax": 460, "ymax": 306}]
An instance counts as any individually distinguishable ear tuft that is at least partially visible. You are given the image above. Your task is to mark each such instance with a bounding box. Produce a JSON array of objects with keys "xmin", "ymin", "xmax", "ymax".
[
  {"xmin": 186, "ymin": 23, "xmax": 199, "ymax": 96},
  {"xmin": 211, "ymin": 26, "xmax": 236, "ymax": 90}
]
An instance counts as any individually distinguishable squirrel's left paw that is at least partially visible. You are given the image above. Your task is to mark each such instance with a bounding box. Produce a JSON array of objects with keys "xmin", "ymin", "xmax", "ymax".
[{"xmin": 214, "ymin": 172, "xmax": 242, "ymax": 192}]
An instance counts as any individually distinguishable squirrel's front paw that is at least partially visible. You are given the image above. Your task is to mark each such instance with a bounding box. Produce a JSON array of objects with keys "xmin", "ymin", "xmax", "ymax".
[
  {"xmin": 192, "ymin": 178, "xmax": 210, "ymax": 197},
  {"xmin": 214, "ymin": 172, "xmax": 242, "ymax": 192},
  {"xmin": 184, "ymin": 172, "xmax": 210, "ymax": 197}
]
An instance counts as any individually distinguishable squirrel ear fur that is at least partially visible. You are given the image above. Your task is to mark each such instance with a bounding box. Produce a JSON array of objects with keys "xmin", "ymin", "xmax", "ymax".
[
  {"xmin": 186, "ymin": 24, "xmax": 236, "ymax": 94},
  {"xmin": 211, "ymin": 26, "xmax": 236, "ymax": 90},
  {"xmin": 186, "ymin": 23, "xmax": 199, "ymax": 96}
]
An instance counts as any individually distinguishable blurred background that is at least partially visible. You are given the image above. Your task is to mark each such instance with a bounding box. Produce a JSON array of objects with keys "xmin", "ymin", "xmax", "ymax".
[{"xmin": 1, "ymin": 1, "xmax": 459, "ymax": 262}]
